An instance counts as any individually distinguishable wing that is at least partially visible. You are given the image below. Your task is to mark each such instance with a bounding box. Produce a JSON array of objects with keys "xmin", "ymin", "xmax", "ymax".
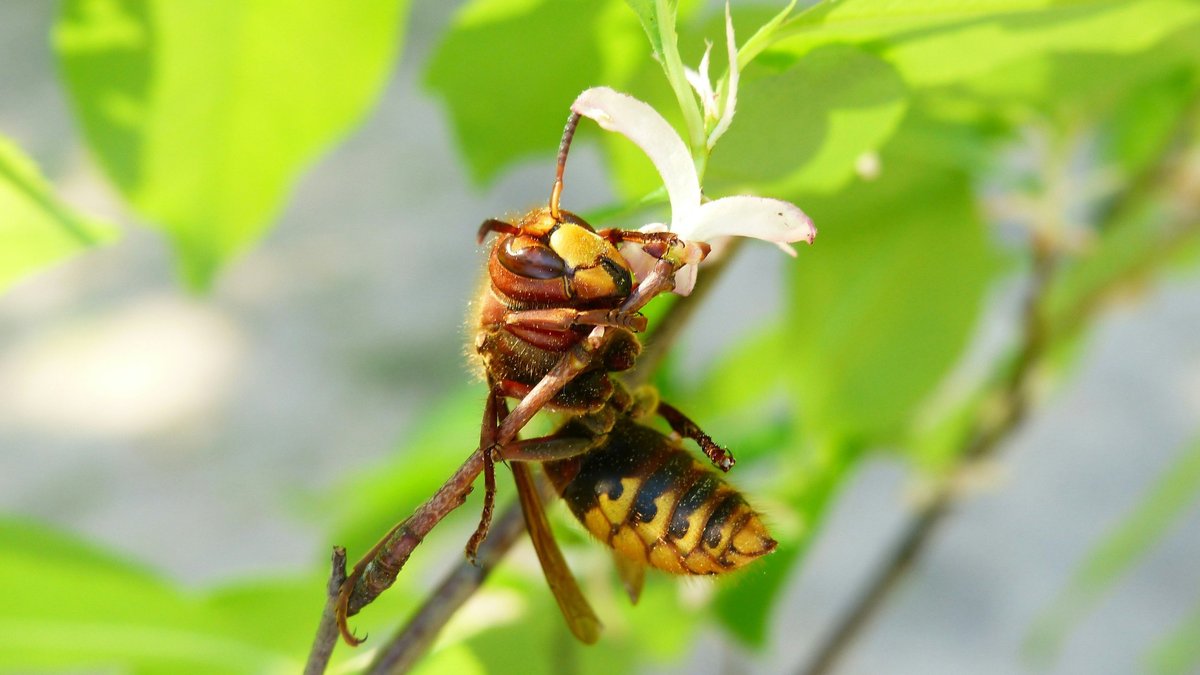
[
  {"xmin": 611, "ymin": 549, "xmax": 646, "ymax": 605},
  {"xmin": 511, "ymin": 462, "xmax": 602, "ymax": 644}
]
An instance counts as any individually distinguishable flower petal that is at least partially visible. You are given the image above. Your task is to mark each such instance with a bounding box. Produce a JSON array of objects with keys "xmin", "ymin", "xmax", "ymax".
[
  {"xmin": 679, "ymin": 196, "xmax": 816, "ymax": 247},
  {"xmin": 708, "ymin": 3, "xmax": 739, "ymax": 149},
  {"xmin": 572, "ymin": 87, "xmax": 702, "ymax": 224},
  {"xmin": 673, "ymin": 263, "xmax": 699, "ymax": 296}
]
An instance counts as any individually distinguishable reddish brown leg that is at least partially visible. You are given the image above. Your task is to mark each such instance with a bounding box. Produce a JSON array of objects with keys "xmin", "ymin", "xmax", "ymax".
[
  {"xmin": 656, "ymin": 401, "xmax": 736, "ymax": 472},
  {"xmin": 466, "ymin": 388, "xmax": 602, "ymax": 562},
  {"xmin": 465, "ymin": 387, "xmax": 501, "ymax": 563},
  {"xmin": 505, "ymin": 307, "xmax": 647, "ymax": 333},
  {"xmin": 495, "ymin": 433, "xmax": 603, "ymax": 462}
]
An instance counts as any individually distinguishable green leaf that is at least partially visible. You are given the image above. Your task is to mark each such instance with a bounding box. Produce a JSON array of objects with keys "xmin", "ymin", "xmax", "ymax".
[
  {"xmin": 426, "ymin": 0, "xmax": 625, "ymax": 185},
  {"xmin": 776, "ymin": 0, "xmax": 1200, "ymax": 70},
  {"xmin": 55, "ymin": 0, "xmax": 409, "ymax": 289},
  {"xmin": 708, "ymin": 44, "xmax": 908, "ymax": 195},
  {"xmin": 1026, "ymin": 437, "xmax": 1200, "ymax": 663},
  {"xmin": 0, "ymin": 134, "xmax": 118, "ymax": 292},
  {"xmin": 714, "ymin": 439, "xmax": 865, "ymax": 646},
  {"xmin": 0, "ymin": 517, "xmax": 294, "ymax": 674},
  {"xmin": 624, "ymin": 0, "xmax": 664, "ymax": 61},
  {"xmin": 330, "ymin": 385, "xmax": 490, "ymax": 554},
  {"xmin": 783, "ymin": 138, "xmax": 1005, "ymax": 445},
  {"xmin": 878, "ymin": 0, "xmax": 1200, "ymax": 88}
]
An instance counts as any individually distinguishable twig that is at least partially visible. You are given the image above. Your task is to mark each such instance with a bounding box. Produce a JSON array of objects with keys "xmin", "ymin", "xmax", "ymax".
[
  {"xmin": 304, "ymin": 547, "xmax": 348, "ymax": 675},
  {"xmin": 367, "ymin": 505, "xmax": 529, "ymax": 675},
  {"xmin": 364, "ymin": 249, "xmax": 740, "ymax": 673}
]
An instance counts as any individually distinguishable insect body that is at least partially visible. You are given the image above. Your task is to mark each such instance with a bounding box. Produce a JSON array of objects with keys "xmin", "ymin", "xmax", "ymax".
[
  {"xmin": 336, "ymin": 109, "xmax": 774, "ymax": 651},
  {"xmin": 544, "ymin": 407, "xmax": 776, "ymax": 576},
  {"xmin": 473, "ymin": 206, "xmax": 645, "ymax": 413},
  {"xmin": 465, "ymin": 113, "xmax": 764, "ymax": 643}
]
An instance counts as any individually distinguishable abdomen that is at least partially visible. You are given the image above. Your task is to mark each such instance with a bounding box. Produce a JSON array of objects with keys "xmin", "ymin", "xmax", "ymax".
[{"xmin": 544, "ymin": 416, "xmax": 776, "ymax": 574}]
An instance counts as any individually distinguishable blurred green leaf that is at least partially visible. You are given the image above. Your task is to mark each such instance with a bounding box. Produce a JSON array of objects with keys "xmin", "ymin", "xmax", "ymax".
[
  {"xmin": 0, "ymin": 517, "xmax": 295, "ymax": 674},
  {"xmin": 1148, "ymin": 603, "xmax": 1200, "ymax": 675},
  {"xmin": 0, "ymin": 134, "xmax": 118, "ymax": 293},
  {"xmin": 715, "ymin": 439, "xmax": 864, "ymax": 646},
  {"xmin": 624, "ymin": 0, "xmax": 664, "ymax": 62},
  {"xmin": 411, "ymin": 644, "xmax": 487, "ymax": 675},
  {"xmin": 776, "ymin": 0, "xmax": 1200, "ymax": 81},
  {"xmin": 201, "ymin": 577, "xmax": 326, "ymax": 660},
  {"xmin": 878, "ymin": 0, "xmax": 1200, "ymax": 88},
  {"xmin": 55, "ymin": 0, "xmax": 409, "ymax": 288},
  {"xmin": 1026, "ymin": 437, "xmax": 1200, "ymax": 662},
  {"xmin": 330, "ymin": 384, "xmax": 489, "ymax": 555},
  {"xmin": 784, "ymin": 141, "xmax": 1005, "ymax": 445},
  {"xmin": 426, "ymin": 0, "xmax": 629, "ymax": 185},
  {"xmin": 708, "ymin": 44, "xmax": 908, "ymax": 195}
]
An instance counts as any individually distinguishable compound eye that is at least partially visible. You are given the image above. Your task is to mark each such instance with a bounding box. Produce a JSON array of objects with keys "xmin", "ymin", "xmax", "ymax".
[{"xmin": 499, "ymin": 237, "xmax": 568, "ymax": 280}]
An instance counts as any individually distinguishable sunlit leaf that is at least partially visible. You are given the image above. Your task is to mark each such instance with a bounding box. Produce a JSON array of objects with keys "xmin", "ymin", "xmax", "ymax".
[
  {"xmin": 708, "ymin": 44, "xmax": 908, "ymax": 196},
  {"xmin": 55, "ymin": 0, "xmax": 410, "ymax": 288},
  {"xmin": 715, "ymin": 440, "xmax": 864, "ymax": 646},
  {"xmin": 774, "ymin": 0, "xmax": 1200, "ymax": 84},
  {"xmin": 624, "ymin": 0, "xmax": 664, "ymax": 62},
  {"xmin": 329, "ymin": 384, "xmax": 489, "ymax": 555},
  {"xmin": 783, "ymin": 139, "xmax": 1005, "ymax": 446},
  {"xmin": 1026, "ymin": 437, "xmax": 1200, "ymax": 662},
  {"xmin": 426, "ymin": 0, "xmax": 623, "ymax": 185},
  {"xmin": 0, "ymin": 134, "xmax": 118, "ymax": 293}
]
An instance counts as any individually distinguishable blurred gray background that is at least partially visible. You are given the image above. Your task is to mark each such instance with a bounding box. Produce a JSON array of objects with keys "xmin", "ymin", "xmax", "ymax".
[{"xmin": 2, "ymin": 2, "xmax": 1199, "ymax": 674}]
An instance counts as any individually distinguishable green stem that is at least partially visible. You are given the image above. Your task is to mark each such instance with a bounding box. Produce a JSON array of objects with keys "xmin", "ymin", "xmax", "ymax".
[{"xmin": 655, "ymin": 0, "xmax": 706, "ymax": 157}]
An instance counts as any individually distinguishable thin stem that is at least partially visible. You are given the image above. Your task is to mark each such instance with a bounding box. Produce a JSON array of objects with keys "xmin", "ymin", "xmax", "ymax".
[
  {"xmin": 363, "ymin": 249, "xmax": 742, "ymax": 674},
  {"xmin": 367, "ymin": 505, "xmax": 528, "ymax": 675},
  {"xmin": 304, "ymin": 547, "xmax": 348, "ymax": 675}
]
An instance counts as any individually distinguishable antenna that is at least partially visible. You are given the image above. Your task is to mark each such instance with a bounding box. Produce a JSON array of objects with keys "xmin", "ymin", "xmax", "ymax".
[{"xmin": 549, "ymin": 111, "xmax": 581, "ymax": 221}]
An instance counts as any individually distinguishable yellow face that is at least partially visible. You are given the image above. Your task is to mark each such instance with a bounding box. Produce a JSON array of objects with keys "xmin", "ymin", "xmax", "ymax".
[{"xmin": 549, "ymin": 222, "xmax": 632, "ymax": 301}]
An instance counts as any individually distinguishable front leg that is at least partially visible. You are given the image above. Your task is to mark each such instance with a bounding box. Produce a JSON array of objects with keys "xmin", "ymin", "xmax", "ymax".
[
  {"xmin": 505, "ymin": 307, "xmax": 647, "ymax": 333},
  {"xmin": 596, "ymin": 228, "xmax": 710, "ymax": 265}
]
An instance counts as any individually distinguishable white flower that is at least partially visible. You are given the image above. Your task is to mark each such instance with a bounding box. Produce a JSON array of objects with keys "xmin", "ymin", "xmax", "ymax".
[{"xmin": 571, "ymin": 86, "xmax": 815, "ymax": 296}]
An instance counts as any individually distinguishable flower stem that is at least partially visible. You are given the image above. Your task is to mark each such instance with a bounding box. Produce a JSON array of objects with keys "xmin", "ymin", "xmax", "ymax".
[{"xmin": 655, "ymin": 0, "xmax": 706, "ymax": 157}]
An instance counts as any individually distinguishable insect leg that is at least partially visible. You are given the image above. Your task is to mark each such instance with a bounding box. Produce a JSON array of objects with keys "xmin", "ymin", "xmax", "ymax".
[
  {"xmin": 655, "ymin": 400, "xmax": 736, "ymax": 472},
  {"xmin": 493, "ymin": 433, "xmax": 604, "ymax": 463},
  {"xmin": 504, "ymin": 307, "xmax": 647, "ymax": 333},
  {"xmin": 465, "ymin": 386, "xmax": 503, "ymax": 563}
]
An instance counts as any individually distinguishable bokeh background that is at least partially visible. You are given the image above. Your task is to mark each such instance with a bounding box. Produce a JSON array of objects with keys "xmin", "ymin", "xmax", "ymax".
[{"xmin": 3, "ymin": 1, "xmax": 1200, "ymax": 674}]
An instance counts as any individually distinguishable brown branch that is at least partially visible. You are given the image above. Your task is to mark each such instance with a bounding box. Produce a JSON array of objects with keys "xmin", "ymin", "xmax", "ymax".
[
  {"xmin": 304, "ymin": 547, "xmax": 348, "ymax": 675},
  {"xmin": 367, "ymin": 505, "xmax": 529, "ymax": 675},
  {"xmin": 363, "ymin": 251, "xmax": 740, "ymax": 673}
]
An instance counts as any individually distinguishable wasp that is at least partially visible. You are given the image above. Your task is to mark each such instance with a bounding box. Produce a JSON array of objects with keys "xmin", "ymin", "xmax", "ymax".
[{"xmin": 468, "ymin": 112, "xmax": 775, "ymax": 642}]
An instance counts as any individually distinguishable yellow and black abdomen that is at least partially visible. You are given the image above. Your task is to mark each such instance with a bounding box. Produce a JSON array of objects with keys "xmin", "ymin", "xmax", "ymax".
[{"xmin": 543, "ymin": 416, "xmax": 776, "ymax": 575}]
